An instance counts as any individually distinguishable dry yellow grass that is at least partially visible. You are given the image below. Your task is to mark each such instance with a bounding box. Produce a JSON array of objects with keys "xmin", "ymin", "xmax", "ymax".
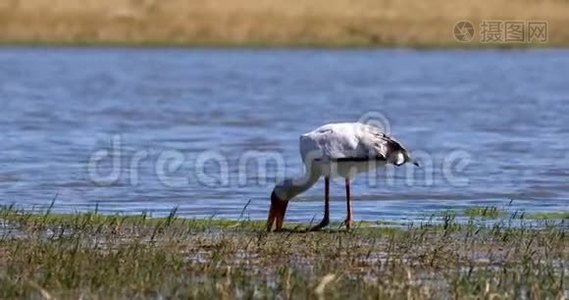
[{"xmin": 0, "ymin": 0, "xmax": 568, "ymax": 47}]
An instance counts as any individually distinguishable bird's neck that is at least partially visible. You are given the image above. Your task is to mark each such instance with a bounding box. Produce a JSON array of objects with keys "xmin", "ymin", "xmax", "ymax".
[{"xmin": 274, "ymin": 167, "xmax": 321, "ymax": 200}]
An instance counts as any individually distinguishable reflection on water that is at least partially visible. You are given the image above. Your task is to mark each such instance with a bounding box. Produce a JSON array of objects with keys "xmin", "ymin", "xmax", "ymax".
[{"xmin": 1, "ymin": 48, "xmax": 568, "ymax": 222}]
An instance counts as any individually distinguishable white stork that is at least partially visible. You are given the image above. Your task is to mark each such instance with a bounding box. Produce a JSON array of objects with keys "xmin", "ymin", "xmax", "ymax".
[{"xmin": 267, "ymin": 122, "xmax": 418, "ymax": 232}]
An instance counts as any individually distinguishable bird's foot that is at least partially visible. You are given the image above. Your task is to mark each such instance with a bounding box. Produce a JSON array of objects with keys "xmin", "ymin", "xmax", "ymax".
[
  {"xmin": 343, "ymin": 219, "xmax": 353, "ymax": 230},
  {"xmin": 307, "ymin": 218, "xmax": 329, "ymax": 232}
]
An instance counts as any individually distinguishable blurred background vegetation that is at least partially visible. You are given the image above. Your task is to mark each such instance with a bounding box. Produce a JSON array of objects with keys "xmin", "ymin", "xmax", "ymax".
[{"xmin": 0, "ymin": 0, "xmax": 568, "ymax": 47}]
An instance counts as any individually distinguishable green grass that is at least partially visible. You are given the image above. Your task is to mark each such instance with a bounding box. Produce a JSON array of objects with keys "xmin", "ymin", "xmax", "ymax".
[
  {"xmin": 524, "ymin": 212, "xmax": 569, "ymax": 220},
  {"xmin": 462, "ymin": 206, "xmax": 506, "ymax": 218},
  {"xmin": 437, "ymin": 206, "xmax": 507, "ymax": 219},
  {"xmin": 437, "ymin": 205, "xmax": 569, "ymax": 222},
  {"xmin": 0, "ymin": 205, "xmax": 265, "ymax": 230},
  {"xmin": 0, "ymin": 206, "xmax": 567, "ymax": 298}
]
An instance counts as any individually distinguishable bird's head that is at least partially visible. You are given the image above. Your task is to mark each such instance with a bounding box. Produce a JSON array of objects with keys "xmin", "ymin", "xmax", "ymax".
[
  {"xmin": 389, "ymin": 149, "xmax": 420, "ymax": 167},
  {"xmin": 266, "ymin": 188, "xmax": 290, "ymax": 232}
]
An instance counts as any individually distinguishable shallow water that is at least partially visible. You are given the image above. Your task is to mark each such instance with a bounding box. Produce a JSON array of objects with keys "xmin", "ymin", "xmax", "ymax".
[{"xmin": 1, "ymin": 48, "xmax": 568, "ymax": 222}]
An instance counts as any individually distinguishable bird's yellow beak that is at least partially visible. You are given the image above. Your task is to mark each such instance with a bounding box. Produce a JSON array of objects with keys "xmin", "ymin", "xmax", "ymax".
[{"xmin": 266, "ymin": 191, "xmax": 289, "ymax": 232}]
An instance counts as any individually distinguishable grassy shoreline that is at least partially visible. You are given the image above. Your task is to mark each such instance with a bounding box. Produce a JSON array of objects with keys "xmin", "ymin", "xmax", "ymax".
[
  {"xmin": 0, "ymin": 207, "xmax": 568, "ymax": 298},
  {"xmin": 1, "ymin": 0, "xmax": 569, "ymax": 48},
  {"xmin": 0, "ymin": 41, "xmax": 566, "ymax": 50}
]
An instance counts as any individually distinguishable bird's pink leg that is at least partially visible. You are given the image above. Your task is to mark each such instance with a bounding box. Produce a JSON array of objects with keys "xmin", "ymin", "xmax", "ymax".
[
  {"xmin": 344, "ymin": 178, "xmax": 353, "ymax": 230},
  {"xmin": 309, "ymin": 177, "xmax": 330, "ymax": 231}
]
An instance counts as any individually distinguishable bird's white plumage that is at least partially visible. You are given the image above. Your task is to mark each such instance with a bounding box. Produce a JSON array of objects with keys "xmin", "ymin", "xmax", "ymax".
[
  {"xmin": 299, "ymin": 123, "xmax": 396, "ymax": 161},
  {"xmin": 298, "ymin": 122, "xmax": 408, "ymax": 178}
]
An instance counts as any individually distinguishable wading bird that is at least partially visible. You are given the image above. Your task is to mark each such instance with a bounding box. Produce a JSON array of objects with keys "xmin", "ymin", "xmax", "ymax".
[{"xmin": 266, "ymin": 122, "xmax": 418, "ymax": 232}]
